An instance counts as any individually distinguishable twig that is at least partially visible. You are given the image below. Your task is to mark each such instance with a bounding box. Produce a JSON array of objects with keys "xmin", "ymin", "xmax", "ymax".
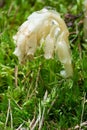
[
  {"xmin": 15, "ymin": 65, "xmax": 18, "ymax": 87},
  {"xmin": 71, "ymin": 121, "xmax": 87, "ymax": 130},
  {"xmin": 78, "ymin": 121, "xmax": 87, "ymax": 129},
  {"xmin": 38, "ymin": 107, "xmax": 45, "ymax": 130},
  {"xmin": 43, "ymin": 90, "xmax": 48, "ymax": 101},
  {"xmin": 5, "ymin": 100, "xmax": 10, "ymax": 129},
  {"xmin": 30, "ymin": 116, "xmax": 40, "ymax": 130},
  {"xmin": 29, "ymin": 91, "xmax": 48, "ymax": 130},
  {"xmin": 16, "ymin": 123, "xmax": 24, "ymax": 130},
  {"xmin": 30, "ymin": 116, "xmax": 36, "ymax": 129},
  {"xmin": 5, "ymin": 99, "xmax": 13, "ymax": 129},
  {"xmin": 10, "ymin": 105, "xmax": 13, "ymax": 129},
  {"xmin": 38, "ymin": 90, "xmax": 48, "ymax": 130},
  {"xmin": 30, "ymin": 103, "xmax": 41, "ymax": 130}
]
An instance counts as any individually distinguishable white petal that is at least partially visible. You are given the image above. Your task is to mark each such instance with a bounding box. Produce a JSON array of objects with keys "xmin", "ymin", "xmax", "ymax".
[{"xmin": 44, "ymin": 34, "xmax": 54, "ymax": 59}]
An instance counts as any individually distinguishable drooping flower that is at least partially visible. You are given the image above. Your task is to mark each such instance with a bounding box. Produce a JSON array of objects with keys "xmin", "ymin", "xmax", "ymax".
[{"xmin": 13, "ymin": 8, "xmax": 73, "ymax": 77}]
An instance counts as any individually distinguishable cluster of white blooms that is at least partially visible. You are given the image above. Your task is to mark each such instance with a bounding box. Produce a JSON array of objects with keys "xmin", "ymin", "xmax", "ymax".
[
  {"xmin": 13, "ymin": 8, "xmax": 73, "ymax": 77},
  {"xmin": 84, "ymin": 0, "xmax": 87, "ymax": 39}
]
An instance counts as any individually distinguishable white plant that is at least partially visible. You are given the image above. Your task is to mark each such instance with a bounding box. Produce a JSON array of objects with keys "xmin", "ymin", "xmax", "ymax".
[{"xmin": 13, "ymin": 8, "xmax": 73, "ymax": 77}]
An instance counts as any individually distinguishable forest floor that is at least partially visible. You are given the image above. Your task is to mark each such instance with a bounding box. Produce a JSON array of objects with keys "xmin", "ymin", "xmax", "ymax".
[{"xmin": 0, "ymin": 0, "xmax": 87, "ymax": 129}]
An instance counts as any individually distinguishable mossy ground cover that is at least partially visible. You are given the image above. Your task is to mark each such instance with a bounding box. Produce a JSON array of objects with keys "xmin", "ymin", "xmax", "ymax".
[{"xmin": 0, "ymin": 0, "xmax": 87, "ymax": 129}]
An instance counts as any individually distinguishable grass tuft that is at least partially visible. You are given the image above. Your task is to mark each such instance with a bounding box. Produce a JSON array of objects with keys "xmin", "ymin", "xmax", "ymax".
[{"xmin": 0, "ymin": 0, "xmax": 87, "ymax": 129}]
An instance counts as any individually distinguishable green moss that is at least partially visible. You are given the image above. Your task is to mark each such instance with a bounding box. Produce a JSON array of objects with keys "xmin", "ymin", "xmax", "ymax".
[{"xmin": 0, "ymin": 0, "xmax": 86, "ymax": 129}]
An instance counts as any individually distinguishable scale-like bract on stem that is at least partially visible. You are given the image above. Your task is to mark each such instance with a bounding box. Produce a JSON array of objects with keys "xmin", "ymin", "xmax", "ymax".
[{"xmin": 13, "ymin": 8, "xmax": 73, "ymax": 77}]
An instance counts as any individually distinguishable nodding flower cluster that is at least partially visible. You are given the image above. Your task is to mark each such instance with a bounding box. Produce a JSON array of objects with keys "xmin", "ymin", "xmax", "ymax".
[{"xmin": 13, "ymin": 8, "xmax": 73, "ymax": 77}]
